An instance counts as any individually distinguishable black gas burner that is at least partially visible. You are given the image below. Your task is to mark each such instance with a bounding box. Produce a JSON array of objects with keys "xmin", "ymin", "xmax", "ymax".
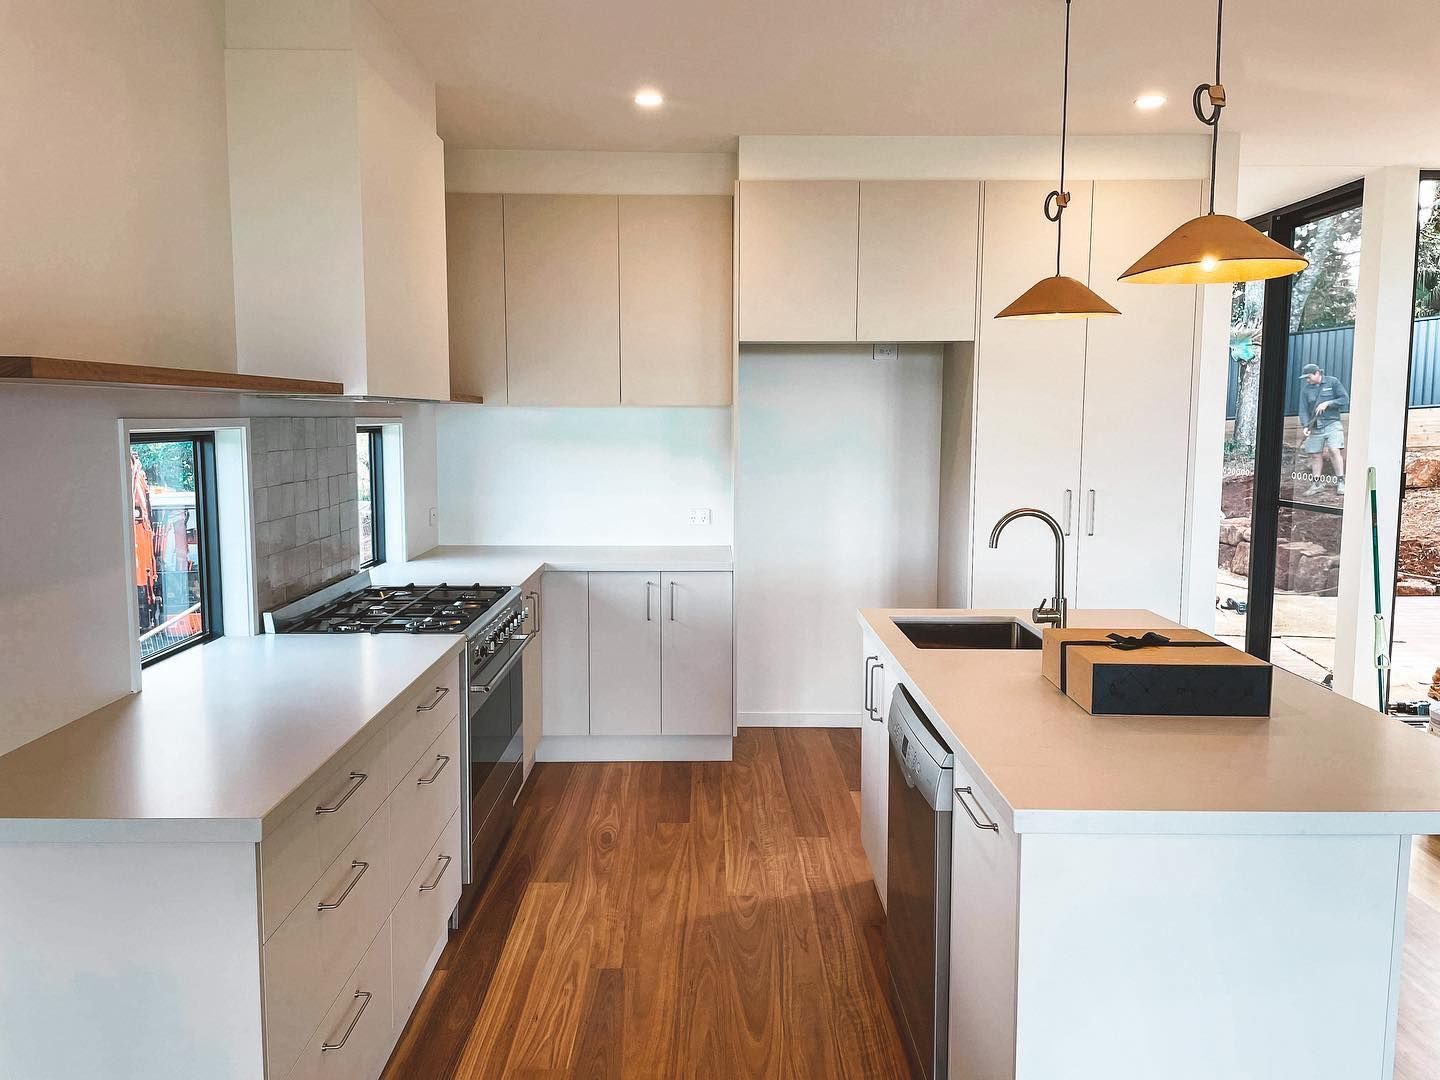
[{"xmin": 286, "ymin": 582, "xmax": 509, "ymax": 634}]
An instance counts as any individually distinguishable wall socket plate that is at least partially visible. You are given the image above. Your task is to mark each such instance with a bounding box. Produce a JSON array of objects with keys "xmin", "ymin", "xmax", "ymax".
[
  {"xmin": 688, "ymin": 507, "xmax": 712, "ymax": 526},
  {"xmin": 428, "ymin": 507, "xmax": 438, "ymax": 527},
  {"xmin": 873, "ymin": 343, "xmax": 899, "ymax": 361}
]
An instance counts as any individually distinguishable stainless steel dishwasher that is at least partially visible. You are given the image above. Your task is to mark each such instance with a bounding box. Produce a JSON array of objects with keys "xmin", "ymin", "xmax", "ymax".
[{"xmin": 886, "ymin": 683, "xmax": 953, "ymax": 1080}]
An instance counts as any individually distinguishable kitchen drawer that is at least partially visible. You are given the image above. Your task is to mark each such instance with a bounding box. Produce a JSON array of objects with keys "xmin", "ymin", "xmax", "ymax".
[
  {"xmin": 386, "ymin": 655, "xmax": 460, "ymax": 795},
  {"xmin": 263, "ymin": 728, "xmax": 388, "ymax": 940},
  {"xmin": 392, "ymin": 809, "xmax": 461, "ymax": 1023},
  {"xmin": 389, "ymin": 717, "xmax": 461, "ymax": 902},
  {"xmin": 286, "ymin": 919, "xmax": 394, "ymax": 1080},
  {"xmin": 266, "ymin": 801, "xmax": 392, "ymax": 1080}
]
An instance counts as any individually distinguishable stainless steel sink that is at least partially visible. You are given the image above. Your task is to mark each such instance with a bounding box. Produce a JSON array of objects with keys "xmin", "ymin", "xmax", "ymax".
[{"xmin": 894, "ymin": 618, "xmax": 1043, "ymax": 650}]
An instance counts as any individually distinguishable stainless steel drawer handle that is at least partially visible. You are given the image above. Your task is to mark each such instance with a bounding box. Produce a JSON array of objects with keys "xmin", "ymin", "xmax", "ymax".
[
  {"xmin": 416, "ymin": 686, "xmax": 450, "ymax": 712},
  {"xmin": 315, "ymin": 772, "xmax": 367, "ymax": 815},
  {"xmin": 868, "ymin": 661, "xmax": 885, "ymax": 722},
  {"xmin": 416, "ymin": 754, "xmax": 451, "ymax": 786},
  {"xmin": 321, "ymin": 990, "xmax": 373, "ymax": 1052},
  {"xmin": 418, "ymin": 853, "xmax": 453, "ymax": 893},
  {"xmin": 955, "ymin": 787, "xmax": 999, "ymax": 832},
  {"xmin": 317, "ymin": 860, "xmax": 369, "ymax": 911}
]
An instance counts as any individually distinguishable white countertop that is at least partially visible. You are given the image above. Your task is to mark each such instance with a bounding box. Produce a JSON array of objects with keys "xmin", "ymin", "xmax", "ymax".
[
  {"xmin": 863, "ymin": 607, "xmax": 1440, "ymax": 835},
  {"xmin": 372, "ymin": 544, "xmax": 734, "ymax": 587},
  {"xmin": 0, "ymin": 635, "xmax": 462, "ymax": 843}
]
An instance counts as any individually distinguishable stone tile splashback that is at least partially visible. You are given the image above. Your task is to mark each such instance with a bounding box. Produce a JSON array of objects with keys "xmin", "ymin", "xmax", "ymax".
[{"xmin": 251, "ymin": 417, "xmax": 359, "ymax": 615}]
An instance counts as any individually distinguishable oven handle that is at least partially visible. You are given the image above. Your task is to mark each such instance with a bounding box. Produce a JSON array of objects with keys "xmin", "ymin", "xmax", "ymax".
[{"xmin": 469, "ymin": 633, "xmax": 534, "ymax": 696}]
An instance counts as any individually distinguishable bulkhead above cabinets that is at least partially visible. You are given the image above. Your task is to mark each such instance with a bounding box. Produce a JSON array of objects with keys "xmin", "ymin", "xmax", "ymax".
[
  {"xmin": 737, "ymin": 180, "xmax": 980, "ymax": 345},
  {"xmin": 446, "ymin": 193, "xmax": 734, "ymax": 408}
]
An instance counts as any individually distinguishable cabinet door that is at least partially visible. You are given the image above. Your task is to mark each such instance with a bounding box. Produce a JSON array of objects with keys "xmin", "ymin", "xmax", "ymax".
[
  {"xmin": 858, "ymin": 180, "xmax": 980, "ymax": 342},
  {"xmin": 969, "ymin": 181, "xmax": 1089, "ymax": 607},
  {"xmin": 949, "ymin": 773, "xmax": 1019, "ymax": 1080},
  {"xmin": 859, "ymin": 633, "xmax": 890, "ymax": 907},
  {"xmin": 738, "ymin": 180, "xmax": 859, "ymax": 342},
  {"xmin": 541, "ymin": 571, "xmax": 589, "ymax": 737},
  {"xmin": 503, "ymin": 195, "xmax": 620, "ymax": 404},
  {"xmin": 659, "ymin": 572, "xmax": 732, "ymax": 735},
  {"xmin": 588, "ymin": 572, "xmax": 661, "ymax": 736},
  {"xmin": 619, "ymin": 196, "xmax": 734, "ymax": 405},
  {"xmin": 521, "ymin": 576, "xmax": 544, "ymax": 779},
  {"xmin": 446, "ymin": 193, "xmax": 508, "ymax": 403},
  {"xmin": 1075, "ymin": 180, "xmax": 1202, "ymax": 619}
]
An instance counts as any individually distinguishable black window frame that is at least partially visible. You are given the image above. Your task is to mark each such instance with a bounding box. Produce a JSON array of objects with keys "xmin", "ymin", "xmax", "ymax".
[
  {"xmin": 1243, "ymin": 179, "xmax": 1366, "ymax": 660},
  {"xmin": 130, "ymin": 430, "xmax": 224, "ymax": 667},
  {"xmin": 357, "ymin": 425, "xmax": 386, "ymax": 568}
]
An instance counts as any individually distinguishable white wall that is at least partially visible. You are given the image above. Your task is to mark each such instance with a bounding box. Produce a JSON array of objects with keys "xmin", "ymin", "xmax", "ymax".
[
  {"xmin": 0, "ymin": 0, "xmax": 237, "ymax": 370},
  {"xmin": 0, "ymin": 386, "xmax": 435, "ymax": 757},
  {"xmin": 436, "ymin": 406, "xmax": 733, "ymax": 546},
  {"xmin": 735, "ymin": 345, "xmax": 942, "ymax": 726}
]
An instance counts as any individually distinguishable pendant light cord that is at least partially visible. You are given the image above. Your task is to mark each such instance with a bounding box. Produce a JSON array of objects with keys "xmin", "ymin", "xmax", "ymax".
[
  {"xmin": 1041, "ymin": 0, "xmax": 1074, "ymax": 276},
  {"xmin": 1193, "ymin": 0, "xmax": 1225, "ymax": 214}
]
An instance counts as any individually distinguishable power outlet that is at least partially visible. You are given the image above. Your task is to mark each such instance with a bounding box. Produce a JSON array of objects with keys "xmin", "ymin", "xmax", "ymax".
[
  {"xmin": 873, "ymin": 343, "xmax": 899, "ymax": 361},
  {"xmin": 688, "ymin": 507, "xmax": 712, "ymax": 526},
  {"xmin": 428, "ymin": 507, "xmax": 438, "ymax": 527}
]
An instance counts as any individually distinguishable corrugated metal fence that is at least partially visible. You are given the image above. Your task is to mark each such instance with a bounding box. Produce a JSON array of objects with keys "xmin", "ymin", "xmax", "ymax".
[{"xmin": 1226, "ymin": 315, "xmax": 1440, "ymax": 419}]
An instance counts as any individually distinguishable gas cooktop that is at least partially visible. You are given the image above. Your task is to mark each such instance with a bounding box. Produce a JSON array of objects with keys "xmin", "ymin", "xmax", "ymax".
[{"xmin": 271, "ymin": 578, "xmax": 511, "ymax": 635}]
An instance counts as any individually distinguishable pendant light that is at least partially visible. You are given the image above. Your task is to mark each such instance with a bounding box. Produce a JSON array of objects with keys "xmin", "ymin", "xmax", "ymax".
[
  {"xmin": 996, "ymin": 0, "xmax": 1119, "ymax": 320},
  {"xmin": 1119, "ymin": 0, "xmax": 1307, "ymax": 284}
]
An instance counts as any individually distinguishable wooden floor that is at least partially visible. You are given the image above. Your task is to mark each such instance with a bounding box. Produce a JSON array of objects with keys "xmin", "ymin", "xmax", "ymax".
[
  {"xmin": 383, "ymin": 728, "xmax": 912, "ymax": 1079},
  {"xmin": 1397, "ymin": 834, "xmax": 1440, "ymax": 1080}
]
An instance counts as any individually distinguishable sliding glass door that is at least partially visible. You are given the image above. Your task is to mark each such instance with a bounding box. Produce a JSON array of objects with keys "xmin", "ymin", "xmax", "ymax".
[{"xmin": 1214, "ymin": 182, "xmax": 1364, "ymax": 685}]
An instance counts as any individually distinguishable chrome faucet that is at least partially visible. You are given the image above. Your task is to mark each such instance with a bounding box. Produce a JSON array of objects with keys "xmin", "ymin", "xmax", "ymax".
[{"xmin": 988, "ymin": 507, "xmax": 1069, "ymax": 629}]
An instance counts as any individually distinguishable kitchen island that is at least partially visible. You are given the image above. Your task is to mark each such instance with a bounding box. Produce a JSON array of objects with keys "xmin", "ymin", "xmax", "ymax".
[{"xmin": 860, "ymin": 607, "xmax": 1440, "ymax": 1080}]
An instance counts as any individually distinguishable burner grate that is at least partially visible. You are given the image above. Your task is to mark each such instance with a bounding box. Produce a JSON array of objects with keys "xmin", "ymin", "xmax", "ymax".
[{"xmin": 285, "ymin": 583, "xmax": 509, "ymax": 634}]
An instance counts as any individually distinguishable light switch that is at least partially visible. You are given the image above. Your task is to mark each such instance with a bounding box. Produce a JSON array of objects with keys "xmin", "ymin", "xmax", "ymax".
[{"xmin": 873, "ymin": 343, "xmax": 899, "ymax": 361}]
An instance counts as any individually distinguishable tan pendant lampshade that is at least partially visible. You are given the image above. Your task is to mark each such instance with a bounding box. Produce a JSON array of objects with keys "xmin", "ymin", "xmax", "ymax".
[
  {"xmin": 996, "ymin": 274, "xmax": 1121, "ymax": 320},
  {"xmin": 1120, "ymin": 213, "xmax": 1308, "ymax": 285},
  {"xmin": 1122, "ymin": 0, "xmax": 1307, "ymax": 286},
  {"xmin": 994, "ymin": 0, "xmax": 1119, "ymax": 321}
]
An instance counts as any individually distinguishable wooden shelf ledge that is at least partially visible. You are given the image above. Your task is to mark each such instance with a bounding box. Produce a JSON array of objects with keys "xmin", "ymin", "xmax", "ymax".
[{"xmin": 0, "ymin": 356, "xmax": 345, "ymax": 396}]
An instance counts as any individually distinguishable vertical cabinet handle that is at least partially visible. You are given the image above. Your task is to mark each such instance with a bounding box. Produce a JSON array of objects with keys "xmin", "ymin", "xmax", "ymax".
[
  {"xmin": 669, "ymin": 580, "xmax": 677, "ymax": 621},
  {"xmin": 1086, "ymin": 489, "xmax": 1096, "ymax": 536},
  {"xmin": 955, "ymin": 787, "xmax": 1000, "ymax": 832},
  {"xmin": 645, "ymin": 580, "xmax": 656, "ymax": 622},
  {"xmin": 863, "ymin": 656, "xmax": 878, "ymax": 717},
  {"xmin": 868, "ymin": 661, "xmax": 885, "ymax": 722},
  {"xmin": 321, "ymin": 990, "xmax": 373, "ymax": 1052},
  {"xmin": 524, "ymin": 589, "xmax": 541, "ymax": 636},
  {"xmin": 1062, "ymin": 489, "xmax": 1073, "ymax": 536}
]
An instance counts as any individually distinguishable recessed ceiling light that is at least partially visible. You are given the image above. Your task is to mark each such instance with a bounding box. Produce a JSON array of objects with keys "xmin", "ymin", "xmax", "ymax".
[
  {"xmin": 633, "ymin": 89, "xmax": 664, "ymax": 109},
  {"xmin": 1134, "ymin": 93, "xmax": 1167, "ymax": 111}
]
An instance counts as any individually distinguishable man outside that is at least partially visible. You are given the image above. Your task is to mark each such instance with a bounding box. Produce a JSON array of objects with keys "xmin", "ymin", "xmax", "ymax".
[{"xmin": 1298, "ymin": 362, "xmax": 1349, "ymax": 496}]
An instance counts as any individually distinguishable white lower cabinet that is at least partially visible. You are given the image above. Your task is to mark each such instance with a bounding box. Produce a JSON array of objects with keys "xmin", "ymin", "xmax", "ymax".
[
  {"xmin": 588, "ymin": 571, "xmax": 663, "ymax": 735},
  {"xmin": 287, "ymin": 920, "xmax": 394, "ymax": 1080},
  {"xmin": 392, "ymin": 810, "xmax": 462, "ymax": 1023},
  {"xmin": 859, "ymin": 632, "xmax": 891, "ymax": 907},
  {"xmin": 541, "ymin": 569, "xmax": 735, "ymax": 754},
  {"xmin": 948, "ymin": 769, "xmax": 1019, "ymax": 1080}
]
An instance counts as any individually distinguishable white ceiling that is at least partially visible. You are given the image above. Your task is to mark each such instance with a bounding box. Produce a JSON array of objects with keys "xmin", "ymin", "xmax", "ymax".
[{"xmin": 373, "ymin": 0, "xmax": 1440, "ymax": 166}]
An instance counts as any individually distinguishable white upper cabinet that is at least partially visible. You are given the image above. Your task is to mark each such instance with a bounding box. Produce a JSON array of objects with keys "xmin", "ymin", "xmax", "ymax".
[
  {"xmin": 1075, "ymin": 180, "xmax": 1203, "ymax": 618},
  {"xmin": 446, "ymin": 193, "xmax": 508, "ymax": 404},
  {"xmin": 619, "ymin": 195, "xmax": 734, "ymax": 406},
  {"xmin": 503, "ymin": 195, "xmax": 621, "ymax": 406},
  {"xmin": 969, "ymin": 180, "xmax": 1092, "ymax": 607},
  {"xmin": 738, "ymin": 180, "xmax": 860, "ymax": 342},
  {"xmin": 857, "ymin": 181, "xmax": 980, "ymax": 342}
]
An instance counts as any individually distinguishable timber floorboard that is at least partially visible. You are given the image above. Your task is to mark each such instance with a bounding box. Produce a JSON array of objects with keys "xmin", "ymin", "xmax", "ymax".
[{"xmin": 383, "ymin": 728, "xmax": 912, "ymax": 1080}]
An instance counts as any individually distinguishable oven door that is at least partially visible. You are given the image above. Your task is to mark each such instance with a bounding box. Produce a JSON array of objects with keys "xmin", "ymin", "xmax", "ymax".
[{"xmin": 463, "ymin": 632, "xmax": 529, "ymax": 893}]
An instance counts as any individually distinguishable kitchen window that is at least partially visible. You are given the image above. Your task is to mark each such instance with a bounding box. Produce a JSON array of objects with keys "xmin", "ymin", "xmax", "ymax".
[
  {"xmin": 357, "ymin": 425, "xmax": 386, "ymax": 567},
  {"xmin": 130, "ymin": 433, "xmax": 223, "ymax": 664}
]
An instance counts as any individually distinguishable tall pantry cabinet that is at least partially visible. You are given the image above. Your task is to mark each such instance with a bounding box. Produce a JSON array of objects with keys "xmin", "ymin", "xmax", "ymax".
[{"xmin": 969, "ymin": 179, "xmax": 1203, "ymax": 620}]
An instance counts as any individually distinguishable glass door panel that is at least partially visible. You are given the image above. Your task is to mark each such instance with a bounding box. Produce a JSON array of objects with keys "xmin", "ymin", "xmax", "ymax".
[
  {"xmin": 1389, "ymin": 175, "xmax": 1440, "ymax": 708},
  {"xmin": 1269, "ymin": 204, "xmax": 1362, "ymax": 684},
  {"xmin": 1215, "ymin": 277, "xmax": 1265, "ymax": 648}
]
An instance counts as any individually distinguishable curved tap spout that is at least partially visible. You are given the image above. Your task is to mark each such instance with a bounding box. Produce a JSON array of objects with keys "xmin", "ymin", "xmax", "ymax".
[{"xmin": 988, "ymin": 507, "xmax": 1068, "ymax": 629}]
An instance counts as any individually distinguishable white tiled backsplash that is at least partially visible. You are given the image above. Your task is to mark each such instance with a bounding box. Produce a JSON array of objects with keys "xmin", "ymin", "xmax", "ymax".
[{"xmin": 251, "ymin": 417, "xmax": 359, "ymax": 615}]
